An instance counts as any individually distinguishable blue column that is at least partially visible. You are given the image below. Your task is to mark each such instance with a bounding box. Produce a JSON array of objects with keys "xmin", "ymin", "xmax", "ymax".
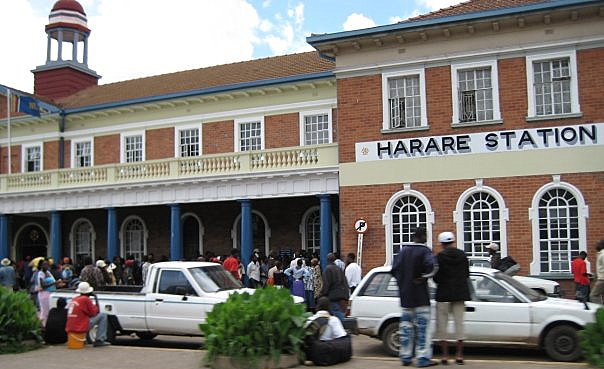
[
  {"xmin": 0, "ymin": 214, "xmax": 9, "ymax": 260},
  {"xmin": 50, "ymin": 211, "xmax": 62, "ymax": 262},
  {"xmin": 239, "ymin": 199, "xmax": 252, "ymax": 277},
  {"xmin": 170, "ymin": 204, "xmax": 182, "ymax": 261},
  {"xmin": 107, "ymin": 208, "xmax": 118, "ymax": 260},
  {"xmin": 318, "ymin": 194, "xmax": 332, "ymax": 271}
]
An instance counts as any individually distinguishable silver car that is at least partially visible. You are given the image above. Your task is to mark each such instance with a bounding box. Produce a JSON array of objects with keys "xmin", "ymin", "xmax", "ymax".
[{"xmin": 349, "ymin": 266, "xmax": 598, "ymax": 362}]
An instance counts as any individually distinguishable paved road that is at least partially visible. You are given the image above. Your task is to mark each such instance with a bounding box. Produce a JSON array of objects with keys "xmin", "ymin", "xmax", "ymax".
[{"xmin": 1, "ymin": 334, "xmax": 588, "ymax": 369}]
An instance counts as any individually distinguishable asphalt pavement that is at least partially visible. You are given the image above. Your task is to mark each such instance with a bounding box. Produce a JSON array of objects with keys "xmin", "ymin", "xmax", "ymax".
[{"xmin": 1, "ymin": 343, "xmax": 590, "ymax": 369}]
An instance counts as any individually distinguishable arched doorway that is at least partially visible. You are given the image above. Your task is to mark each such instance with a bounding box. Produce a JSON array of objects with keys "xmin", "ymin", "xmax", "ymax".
[
  {"xmin": 182, "ymin": 213, "xmax": 203, "ymax": 261},
  {"xmin": 15, "ymin": 223, "xmax": 48, "ymax": 261},
  {"xmin": 232, "ymin": 211, "xmax": 270, "ymax": 256}
]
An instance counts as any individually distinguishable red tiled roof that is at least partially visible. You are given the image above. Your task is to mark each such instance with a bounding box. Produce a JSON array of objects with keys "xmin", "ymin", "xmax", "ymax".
[
  {"xmin": 56, "ymin": 51, "xmax": 334, "ymax": 110},
  {"xmin": 406, "ymin": 0, "xmax": 552, "ymax": 22}
]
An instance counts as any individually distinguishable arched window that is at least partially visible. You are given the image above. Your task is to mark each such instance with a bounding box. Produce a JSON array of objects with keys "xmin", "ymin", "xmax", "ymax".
[
  {"xmin": 70, "ymin": 219, "xmax": 95, "ymax": 267},
  {"xmin": 384, "ymin": 185, "xmax": 434, "ymax": 265},
  {"xmin": 299, "ymin": 206, "xmax": 338, "ymax": 256},
  {"xmin": 121, "ymin": 216, "xmax": 147, "ymax": 261},
  {"xmin": 529, "ymin": 177, "xmax": 588, "ymax": 275},
  {"xmin": 455, "ymin": 181, "xmax": 508, "ymax": 258},
  {"xmin": 231, "ymin": 211, "xmax": 270, "ymax": 256}
]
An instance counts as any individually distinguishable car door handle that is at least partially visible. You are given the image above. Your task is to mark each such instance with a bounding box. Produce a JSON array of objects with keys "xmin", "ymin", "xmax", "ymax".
[
  {"xmin": 155, "ymin": 298, "xmax": 164, "ymax": 302},
  {"xmin": 465, "ymin": 306, "xmax": 475, "ymax": 312}
]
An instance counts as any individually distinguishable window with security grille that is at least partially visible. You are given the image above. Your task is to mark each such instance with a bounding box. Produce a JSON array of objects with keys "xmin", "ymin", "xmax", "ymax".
[
  {"xmin": 391, "ymin": 195, "xmax": 427, "ymax": 254},
  {"xmin": 305, "ymin": 209, "xmax": 321, "ymax": 255},
  {"xmin": 239, "ymin": 121, "xmax": 262, "ymax": 151},
  {"xmin": 75, "ymin": 141, "xmax": 91, "ymax": 167},
  {"xmin": 179, "ymin": 128, "xmax": 200, "ymax": 157},
  {"xmin": 25, "ymin": 146, "xmax": 41, "ymax": 172},
  {"xmin": 125, "ymin": 135, "xmax": 143, "ymax": 163},
  {"xmin": 537, "ymin": 188, "xmax": 579, "ymax": 273},
  {"xmin": 388, "ymin": 75, "xmax": 421, "ymax": 129},
  {"xmin": 462, "ymin": 192, "xmax": 501, "ymax": 258},
  {"xmin": 124, "ymin": 218, "xmax": 145, "ymax": 261},
  {"xmin": 533, "ymin": 58, "xmax": 571, "ymax": 116},
  {"xmin": 458, "ymin": 68, "xmax": 493, "ymax": 122},
  {"xmin": 74, "ymin": 220, "xmax": 93, "ymax": 266},
  {"xmin": 304, "ymin": 114, "xmax": 330, "ymax": 145}
]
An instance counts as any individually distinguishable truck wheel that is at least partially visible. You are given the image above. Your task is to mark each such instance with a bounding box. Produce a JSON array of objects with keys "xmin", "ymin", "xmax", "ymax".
[
  {"xmin": 136, "ymin": 332, "xmax": 157, "ymax": 340},
  {"xmin": 544, "ymin": 325, "xmax": 581, "ymax": 362},
  {"xmin": 381, "ymin": 321, "xmax": 400, "ymax": 357}
]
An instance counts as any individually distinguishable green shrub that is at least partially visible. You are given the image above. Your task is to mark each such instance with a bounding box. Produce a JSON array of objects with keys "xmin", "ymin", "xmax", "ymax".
[
  {"xmin": 200, "ymin": 287, "xmax": 311, "ymax": 368},
  {"xmin": 0, "ymin": 287, "xmax": 43, "ymax": 354},
  {"xmin": 580, "ymin": 307, "xmax": 604, "ymax": 368}
]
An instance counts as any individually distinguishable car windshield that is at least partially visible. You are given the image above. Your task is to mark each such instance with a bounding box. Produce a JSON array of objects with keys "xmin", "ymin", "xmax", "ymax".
[
  {"xmin": 189, "ymin": 265, "xmax": 243, "ymax": 292},
  {"xmin": 493, "ymin": 272, "xmax": 546, "ymax": 302}
]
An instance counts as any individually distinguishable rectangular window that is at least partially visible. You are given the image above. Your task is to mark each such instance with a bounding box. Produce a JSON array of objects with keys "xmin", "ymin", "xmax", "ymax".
[
  {"xmin": 124, "ymin": 134, "xmax": 143, "ymax": 163},
  {"xmin": 451, "ymin": 60, "xmax": 500, "ymax": 125},
  {"xmin": 74, "ymin": 141, "xmax": 92, "ymax": 167},
  {"xmin": 526, "ymin": 50, "xmax": 580, "ymax": 119},
  {"xmin": 238, "ymin": 120, "xmax": 262, "ymax": 151},
  {"xmin": 301, "ymin": 110, "xmax": 332, "ymax": 146},
  {"xmin": 533, "ymin": 58, "xmax": 571, "ymax": 116},
  {"xmin": 25, "ymin": 145, "xmax": 41, "ymax": 172},
  {"xmin": 179, "ymin": 128, "xmax": 200, "ymax": 157},
  {"xmin": 458, "ymin": 68, "xmax": 493, "ymax": 122},
  {"xmin": 388, "ymin": 75, "xmax": 421, "ymax": 128}
]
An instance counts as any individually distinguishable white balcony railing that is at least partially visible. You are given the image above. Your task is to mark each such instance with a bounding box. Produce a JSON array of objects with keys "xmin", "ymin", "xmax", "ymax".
[{"xmin": 0, "ymin": 144, "xmax": 338, "ymax": 193}]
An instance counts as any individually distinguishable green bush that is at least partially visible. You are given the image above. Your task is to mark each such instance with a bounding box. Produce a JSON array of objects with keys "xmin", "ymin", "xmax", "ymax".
[
  {"xmin": 0, "ymin": 287, "xmax": 43, "ymax": 354},
  {"xmin": 580, "ymin": 307, "xmax": 604, "ymax": 368},
  {"xmin": 200, "ymin": 287, "xmax": 311, "ymax": 368}
]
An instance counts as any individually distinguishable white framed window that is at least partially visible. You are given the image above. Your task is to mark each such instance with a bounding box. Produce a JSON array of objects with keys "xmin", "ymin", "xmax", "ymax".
[
  {"xmin": 120, "ymin": 131, "xmax": 145, "ymax": 163},
  {"xmin": 22, "ymin": 143, "xmax": 43, "ymax": 172},
  {"xmin": 175, "ymin": 125, "xmax": 200, "ymax": 157},
  {"xmin": 529, "ymin": 177, "xmax": 588, "ymax": 275},
  {"xmin": 454, "ymin": 181, "xmax": 508, "ymax": 258},
  {"xmin": 120, "ymin": 216, "xmax": 148, "ymax": 261},
  {"xmin": 69, "ymin": 218, "xmax": 96, "ymax": 267},
  {"xmin": 526, "ymin": 50, "xmax": 581, "ymax": 120},
  {"xmin": 382, "ymin": 68, "xmax": 428, "ymax": 131},
  {"xmin": 451, "ymin": 60, "xmax": 501, "ymax": 125},
  {"xmin": 300, "ymin": 109, "xmax": 332, "ymax": 146},
  {"xmin": 383, "ymin": 185, "xmax": 434, "ymax": 265},
  {"xmin": 235, "ymin": 117, "xmax": 264, "ymax": 152},
  {"xmin": 71, "ymin": 138, "xmax": 93, "ymax": 168}
]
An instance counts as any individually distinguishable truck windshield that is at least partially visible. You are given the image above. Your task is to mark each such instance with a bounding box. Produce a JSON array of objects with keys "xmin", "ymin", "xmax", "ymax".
[{"xmin": 189, "ymin": 265, "xmax": 243, "ymax": 292}]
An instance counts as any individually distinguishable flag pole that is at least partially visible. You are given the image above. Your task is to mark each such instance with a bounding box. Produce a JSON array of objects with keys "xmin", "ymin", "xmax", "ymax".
[{"xmin": 6, "ymin": 89, "xmax": 11, "ymax": 175}]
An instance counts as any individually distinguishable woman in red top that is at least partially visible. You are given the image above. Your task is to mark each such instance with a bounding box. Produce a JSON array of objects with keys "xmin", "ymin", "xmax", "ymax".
[{"xmin": 66, "ymin": 282, "xmax": 111, "ymax": 347}]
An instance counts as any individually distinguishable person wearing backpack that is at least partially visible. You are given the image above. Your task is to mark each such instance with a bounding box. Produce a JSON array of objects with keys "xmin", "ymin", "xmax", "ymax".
[{"xmin": 304, "ymin": 296, "xmax": 351, "ymax": 366}]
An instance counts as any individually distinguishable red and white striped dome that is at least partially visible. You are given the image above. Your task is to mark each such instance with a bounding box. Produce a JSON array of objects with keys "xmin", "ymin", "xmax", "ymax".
[{"xmin": 47, "ymin": 0, "xmax": 89, "ymax": 35}]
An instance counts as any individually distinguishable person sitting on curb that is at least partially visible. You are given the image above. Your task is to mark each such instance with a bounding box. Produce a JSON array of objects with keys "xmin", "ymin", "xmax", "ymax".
[
  {"xmin": 66, "ymin": 281, "xmax": 111, "ymax": 347},
  {"xmin": 304, "ymin": 296, "xmax": 352, "ymax": 366}
]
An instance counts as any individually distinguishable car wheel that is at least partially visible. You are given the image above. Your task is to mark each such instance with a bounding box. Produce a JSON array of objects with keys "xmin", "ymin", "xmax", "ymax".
[
  {"xmin": 544, "ymin": 325, "xmax": 582, "ymax": 362},
  {"xmin": 136, "ymin": 332, "xmax": 157, "ymax": 340},
  {"xmin": 381, "ymin": 321, "xmax": 399, "ymax": 357}
]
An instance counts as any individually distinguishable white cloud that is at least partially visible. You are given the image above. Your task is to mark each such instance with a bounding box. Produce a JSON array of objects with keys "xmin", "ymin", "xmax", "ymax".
[
  {"xmin": 417, "ymin": 0, "xmax": 462, "ymax": 11},
  {"xmin": 343, "ymin": 13, "xmax": 376, "ymax": 31},
  {"xmin": 263, "ymin": 2, "xmax": 308, "ymax": 55},
  {"xmin": 389, "ymin": 16, "xmax": 404, "ymax": 23},
  {"xmin": 260, "ymin": 19, "xmax": 273, "ymax": 33}
]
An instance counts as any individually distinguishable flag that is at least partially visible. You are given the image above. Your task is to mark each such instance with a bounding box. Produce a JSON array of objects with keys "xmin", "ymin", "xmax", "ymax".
[{"xmin": 17, "ymin": 95, "xmax": 41, "ymax": 117}]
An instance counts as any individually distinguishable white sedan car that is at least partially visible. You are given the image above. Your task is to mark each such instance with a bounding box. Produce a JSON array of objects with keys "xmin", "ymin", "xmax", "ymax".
[{"xmin": 349, "ymin": 266, "xmax": 598, "ymax": 362}]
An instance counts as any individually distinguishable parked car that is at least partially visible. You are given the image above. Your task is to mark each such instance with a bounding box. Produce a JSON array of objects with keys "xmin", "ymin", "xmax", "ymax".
[
  {"xmin": 50, "ymin": 261, "xmax": 303, "ymax": 341},
  {"xmin": 349, "ymin": 266, "xmax": 598, "ymax": 362},
  {"xmin": 468, "ymin": 257, "xmax": 561, "ymax": 297}
]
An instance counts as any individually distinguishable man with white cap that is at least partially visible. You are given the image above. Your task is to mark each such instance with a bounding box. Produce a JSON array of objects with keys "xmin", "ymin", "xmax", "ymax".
[
  {"xmin": 66, "ymin": 281, "xmax": 111, "ymax": 347},
  {"xmin": 486, "ymin": 242, "xmax": 501, "ymax": 270},
  {"xmin": 0, "ymin": 258, "xmax": 16, "ymax": 291}
]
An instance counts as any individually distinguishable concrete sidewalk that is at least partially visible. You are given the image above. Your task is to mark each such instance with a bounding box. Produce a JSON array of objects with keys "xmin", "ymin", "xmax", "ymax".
[{"xmin": 0, "ymin": 344, "xmax": 590, "ymax": 369}]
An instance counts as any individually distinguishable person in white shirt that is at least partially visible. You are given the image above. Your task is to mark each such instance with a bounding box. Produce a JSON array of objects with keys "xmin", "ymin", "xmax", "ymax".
[
  {"xmin": 334, "ymin": 252, "xmax": 346, "ymax": 271},
  {"xmin": 345, "ymin": 253, "xmax": 362, "ymax": 294},
  {"xmin": 589, "ymin": 240, "xmax": 604, "ymax": 304},
  {"xmin": 304, "ymin": 296, "xmax": 351, "ymax": 366},
  {"xmin": 247, "ymin": 254, "xmax": 261, "ymax": 288}
]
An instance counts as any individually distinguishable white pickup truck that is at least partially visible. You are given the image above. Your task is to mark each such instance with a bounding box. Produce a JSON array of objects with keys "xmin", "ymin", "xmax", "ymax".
[{"xmin": 50, "ymin": 261, "xmax": 270, "ymax": 341}]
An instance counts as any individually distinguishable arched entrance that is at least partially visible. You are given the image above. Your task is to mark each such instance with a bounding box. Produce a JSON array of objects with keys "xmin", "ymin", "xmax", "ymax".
[
  {"xmin": 232, "ymin": 211, "xmax": 269, "ymax": 256},
  {"xmin": 15, "ymin": 223, "xmax": 48, "ymax": 261},
  {"xmin": 182, "ymin": 213, "xmax": 203, "ymax": 261}
]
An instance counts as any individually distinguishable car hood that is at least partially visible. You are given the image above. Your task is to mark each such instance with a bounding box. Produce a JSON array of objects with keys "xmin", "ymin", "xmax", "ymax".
[
  {"xmin": 535, "ymin": 296, "xmax": 599, "ymax": 311},
  {"xmin": 514, "ymin": 275, "xmax": 558, "ymax": 287}
]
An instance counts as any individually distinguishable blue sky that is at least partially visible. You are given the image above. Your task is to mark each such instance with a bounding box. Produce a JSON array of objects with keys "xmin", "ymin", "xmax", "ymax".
[{"xmin": 1, "ymin": 0, "xmax": 459, "ymax": 93}]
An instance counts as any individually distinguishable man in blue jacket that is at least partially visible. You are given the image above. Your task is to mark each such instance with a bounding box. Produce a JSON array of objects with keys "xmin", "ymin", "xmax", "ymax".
[{"xmin": 391, "ymin": 227, "xmax": 437, "ymax": 367}]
